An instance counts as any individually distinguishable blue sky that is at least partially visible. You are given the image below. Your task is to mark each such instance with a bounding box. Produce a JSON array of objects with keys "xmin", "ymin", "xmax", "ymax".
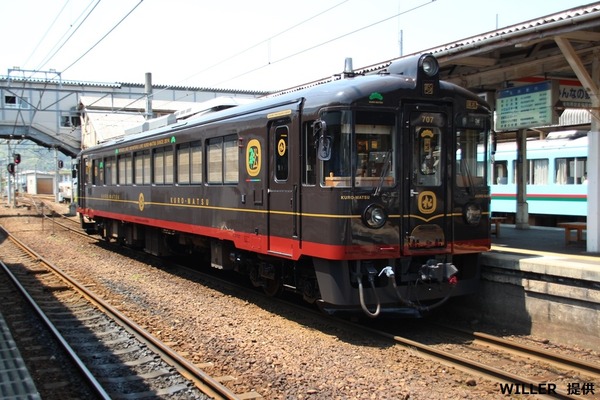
[{"xmin": 1, "ymin": 0, "xmax": 594, "ymax": 91}]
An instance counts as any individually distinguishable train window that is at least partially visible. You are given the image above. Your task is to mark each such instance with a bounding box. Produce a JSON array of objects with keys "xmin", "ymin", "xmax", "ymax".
[
  {"xmin": 303, "ymin": 122, "xmax": 317, "ymax": 185},
  {"xmin": 134, "ymin": 150, "xmax": 151, "ymax": 185},
  {"xmin": 190, "ymin": 141, "xmax": 203, "ymax": 184},
  {"xmin": 527, "ymin": 159, "xmax": 548, "ymax": 185},
  {"xmin": 224, "ymin": 136, "xmax": 239, "ymax": 184},
  {"xmin": 275, "ymin": 126, "xmax": 288, "ymax": 181},
  {"xmin": 555, "ymin": 157, "xmax": 587, "ymax": 185},
  {"xmin": 177, "ymin": 144, "xmax": 191, "ymax": 184},
  {"xmin": 154, "ymin": 148, "xmax": 165, "ymax": 185},
  {"xmin": 105, "ymin": 156, "xmax": 116, "ymax": 185},
  {"xmin": 118, "ymin": 154, "xmax": 132, "ymax": 185},
  {"xmin": 207, "ymin": 136, "xmax": 238, "ymax": 184},
  {"xmin": 415, "ymin": 126, "xmax": 441, "ymax": 186},
  {"xmin": 208, "ymin": 138, "xmax": 223, "ymax": 184},
  {"xmin": 493, "ymin": 161, "xmax": 508, "ymax": 185},
  {"xmin": 322, "ymin": 110, "xmax": 351, "ymax": 186},
  {"xmin": 165, "ymin": 147, "xmax": 174, "ymax": 184},
  {"xmin": 456, "ymin": 129, "xmax": 486, "ymax": 187},
  {"xmin": 93, "ymin": 159, "xmax": 103, "ymax": 186},
  {"xmin": 321, "ymin": 110, "xmax": 395, "ymax": 188}
]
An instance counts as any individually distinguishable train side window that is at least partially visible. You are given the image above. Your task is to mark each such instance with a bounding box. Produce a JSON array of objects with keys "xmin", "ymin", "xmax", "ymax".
[
  {"xmin": 154, "ymin": 148, "xmax": 165, "ymax": 185},
  {"xmin": 555, "ymin": 157, "xmax": 587, "ymax": 185},
  {"xmin": 177, "ymin": 143, "xmax": 190, "ymax": 185},
  {"xmin": 118, "ymin": 153, "xmax": 132, "ymax": 185},
  {"xmin": 190, "ymin": 141, "xmax": 203, "ymax": 184},
  {"xmin": 134, "ymin": 150, "xmax": 150, "ymax": 185},
  {"xmin": 303, "ymin": 121, "xmax": 317, "ymax": 185},
  {"xmin": 528, "ymin": 159, "xmax": 548, "ymax": 185},
  {"xmin": 93, "ymin": 159, "xmax": 103, "ymax": 186},
  {"xmin": 493, "ymin": 161, "xmax": 508, "ymax": 185},
  {"xmin": 165, "ymin": 147, "xmax": 174, "ymax": 185},
  {"xmin": 208, "ymin": 138, "xmax": 223, "ymax": 184},
  {"xmin": 105, "ymin": 156, "xmax": 116, "ymax": 186},
  {"xmin": 224, "ymin": 135, "xmax": 239, "ymax": 184},
  {"xmin": 275, "ymin": 126, "xmax": 289, "ymax": 181}
]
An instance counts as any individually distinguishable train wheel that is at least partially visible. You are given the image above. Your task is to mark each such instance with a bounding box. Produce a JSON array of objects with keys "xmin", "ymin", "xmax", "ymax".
[{"xmin": 263, "ymin": 276, "xmax": 283, "ymax": 297}]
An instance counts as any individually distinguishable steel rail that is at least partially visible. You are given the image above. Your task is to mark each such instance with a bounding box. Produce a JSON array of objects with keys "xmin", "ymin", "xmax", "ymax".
[
  {"xmin": 0, "ymin": 241, "xmax": 112, "ymax": 399},
  {"xmin": 360, "ymin": 323, "xmax": 586, "ymax": 400},
  {"xmin": 1, "ymin": 225, "xmax": 241, "ymax": 400}
]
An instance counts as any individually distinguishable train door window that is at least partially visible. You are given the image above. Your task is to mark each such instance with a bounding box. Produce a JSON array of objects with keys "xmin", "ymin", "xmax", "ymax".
[
  {"xmin": 178, "ymin": 144, "xmax": 190, "ymax": 184},
  {"xmin": 118, "ymin": 154, "xmax": 132, "ymax": 185},
  {"xmin": 528, "ymin": 159, "xmax": 548, "ymax": 185},
  {"xmin": 208, "ymin": 138, "xmax": 223, "ymax": 184},
  {"xmin": 190, "ymin": 141, "xmax": 203, "ymax": 184},
  {"xmin": 303, "ymin": 121, "xmax": 317, "ymax": 185},
  {"xmin": 224, "ymin": 135, "xmax": 239, "ymax": 184},
  {"xmin": 154, "ymin": 148, "xmax": 165, "ymax": 185},
  {"xmin": 275, "ymin": 126, "xmax": 289, "ymax": 181},
  {"xmin": 165, "ymin": 147, "xmax": 174, "ymax": 184},
  {"xmin": 456, "ymin": 128, "xmax": 486, "ymax": 187},
  {"xmin": 105, "ymin": 156, "xmax": 116, "ymax": 186},
  {"xmin": 555, "ymin": 157, "xmax": 587, "ymax": 185},
  {"xmin": 493, "ymin": 161, "xmax": 508, "ymax": 185}
]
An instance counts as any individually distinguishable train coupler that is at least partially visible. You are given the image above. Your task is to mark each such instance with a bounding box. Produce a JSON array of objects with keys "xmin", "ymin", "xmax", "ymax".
[{"xmin": 419, "ymin": 260, "xmax": 458, "ymax": 284}]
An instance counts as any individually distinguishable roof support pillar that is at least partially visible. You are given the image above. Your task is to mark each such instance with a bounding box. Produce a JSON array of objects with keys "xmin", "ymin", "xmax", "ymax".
[{"xmin": 555, "ymin": 37, "xmax": 599, "ymax": 252}]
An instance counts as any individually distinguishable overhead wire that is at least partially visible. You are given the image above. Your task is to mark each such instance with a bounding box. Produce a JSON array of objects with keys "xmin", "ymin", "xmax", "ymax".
[
  {"xmin": 108, "ymin": 0, "xmax": 350, "ymax": 118},
  {"xmin": 212, "ymin": 0, "xmax": 436, "ymax": 87},
  {"xmin": 34, "ymin": 0, "xmax": 101, "ymax": 72},
  {"xmin": 62, "ymin": 0, "xmax": 144, "ymax": 74},
  {"xmin": 22, "ymin": 0, "xmax": 71, "ymax": 68}
]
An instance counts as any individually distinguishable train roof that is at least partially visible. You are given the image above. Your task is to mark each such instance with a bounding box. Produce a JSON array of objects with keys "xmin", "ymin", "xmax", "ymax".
[{"xmin": 496, "ymin": 130, "xmax": 589, "ymax": 153}]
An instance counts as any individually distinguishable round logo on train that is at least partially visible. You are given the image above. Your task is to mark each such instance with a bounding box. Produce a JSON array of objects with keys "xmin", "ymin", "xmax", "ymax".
[
  {"xmin": 418, "ymin": 191, "xmax": 436, "ymax": 214},
  {"xmin": 246, "ymin": 139, "xmax": 261, "ymax": 177}
]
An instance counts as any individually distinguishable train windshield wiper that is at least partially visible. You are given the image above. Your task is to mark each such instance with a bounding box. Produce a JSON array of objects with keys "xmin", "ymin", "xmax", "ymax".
[{"xmin": 374, "ymin": 149, "xmax": 393, "ymax": 196}]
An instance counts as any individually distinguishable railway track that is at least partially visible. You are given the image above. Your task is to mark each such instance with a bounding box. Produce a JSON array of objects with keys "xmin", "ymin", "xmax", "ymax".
[
  {"xmin": 0, "ymin": 225, "xmax": 243, "ymax": 400},
  {"xmin": 361, "ymin": 320, "xmax": 600, "ymax": 400},
  {"xmin": 6, "ymin": 199, "xmax": 599, "ymax": 398}
]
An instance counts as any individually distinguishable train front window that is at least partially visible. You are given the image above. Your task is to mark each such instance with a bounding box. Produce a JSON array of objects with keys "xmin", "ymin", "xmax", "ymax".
[
  {"xmin": 321, "ymin": 110, "xmax": 396, "ymax": 188},
  {"xmin": 456, "ymin": 128, "xmax": 487, "ymax": 187}
]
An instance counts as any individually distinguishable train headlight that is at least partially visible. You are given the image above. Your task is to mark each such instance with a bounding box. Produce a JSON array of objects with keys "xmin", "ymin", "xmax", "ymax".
[
  {"xmin": 464, "ymin": 203, "xmax": 482, "ymax": 225},
  {"xmin": 420, "ymin": 55, "xmax": 439, "ymax": 77},
  {"xmin": 363, "ymin": 204, "xmax": 387, "ymax": 229}
]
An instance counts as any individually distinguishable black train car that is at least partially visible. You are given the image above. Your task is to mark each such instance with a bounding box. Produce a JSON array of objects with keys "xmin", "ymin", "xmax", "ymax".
[{"xmin": 77, "ymin": 54, "xmax": 492, "ymax": 317}]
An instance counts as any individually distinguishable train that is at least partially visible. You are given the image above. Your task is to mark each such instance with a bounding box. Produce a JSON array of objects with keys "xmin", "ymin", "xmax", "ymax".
[
  {"xmin": 491, "ymin": 130, "xmax": 588, "ymax": 223},
  {"xmin": 76, "ymin": 53, "xmax": 493, "ymax": 318}
]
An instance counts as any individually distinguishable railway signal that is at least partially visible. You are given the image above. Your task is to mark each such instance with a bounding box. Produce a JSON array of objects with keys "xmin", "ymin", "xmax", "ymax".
[
  {"xmin": 7, "ymin": 163, "xmax": 15, "ymax": 175},
  {"xmin": 13, "ymin": 153, "xmax": 21, "ymax": 164}
]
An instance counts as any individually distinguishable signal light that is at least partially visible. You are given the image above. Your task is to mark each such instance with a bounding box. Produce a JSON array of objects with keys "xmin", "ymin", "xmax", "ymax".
[
  {"xmin": 7, "ymin": 163, "xmax": 15, "ymax": 175},
  {"xmin": 14, "ymin": 153, "xmax": 21, "ymax": 164},
  {"xmin": 58, "ymin": 160, "xmax": 64, "ymax": 168}
]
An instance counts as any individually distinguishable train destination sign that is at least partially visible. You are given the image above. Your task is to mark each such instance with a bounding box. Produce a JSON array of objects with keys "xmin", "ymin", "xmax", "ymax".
[{"xmin": 495, "ymin": 81, "xmax": 559, "ymax": 131}]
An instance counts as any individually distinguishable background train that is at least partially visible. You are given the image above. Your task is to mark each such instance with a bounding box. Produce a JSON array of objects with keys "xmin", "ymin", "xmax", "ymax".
[
  {"xmin": 76, "ymin": 54, "xmax": 493, "ymax": 318},
  {"xmin": 491, "ymin": 130, "xmax": 588, "ymax": 225}
]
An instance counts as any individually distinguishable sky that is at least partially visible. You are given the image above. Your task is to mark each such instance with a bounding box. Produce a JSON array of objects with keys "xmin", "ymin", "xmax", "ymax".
[{"xmin": 0, "ymin": 0, "xmax": 595, "ymax": 92}]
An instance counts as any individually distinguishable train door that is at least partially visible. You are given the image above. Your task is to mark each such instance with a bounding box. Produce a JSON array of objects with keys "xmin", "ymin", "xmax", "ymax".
[
  {"xmin": 267, "ymin": 119, "xmax": 298, "ymax": 256},
  {"xmin": 403, "ymin": 106, "xmax": 452, "ymax": 254}
]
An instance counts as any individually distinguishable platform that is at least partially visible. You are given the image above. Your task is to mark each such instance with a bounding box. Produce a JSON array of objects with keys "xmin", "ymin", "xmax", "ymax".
[
  {"xmin": 459, "ymin": 223, "xmax": 600, "ymax": 349},
  {"xmin": 0, "ymin": 311, "xmax": 41, "ymax": 399}
]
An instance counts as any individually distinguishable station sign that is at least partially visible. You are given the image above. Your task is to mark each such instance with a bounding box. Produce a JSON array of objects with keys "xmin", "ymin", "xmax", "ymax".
[{"xmin": 495, "ymin": 81, "xmax": 559, "ymax": 131}]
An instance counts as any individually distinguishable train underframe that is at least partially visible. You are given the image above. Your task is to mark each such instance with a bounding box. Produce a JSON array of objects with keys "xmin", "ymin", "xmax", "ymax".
[{"xmin": 83, "ymin": 216, "xmax": 480, "ymax": 318}]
